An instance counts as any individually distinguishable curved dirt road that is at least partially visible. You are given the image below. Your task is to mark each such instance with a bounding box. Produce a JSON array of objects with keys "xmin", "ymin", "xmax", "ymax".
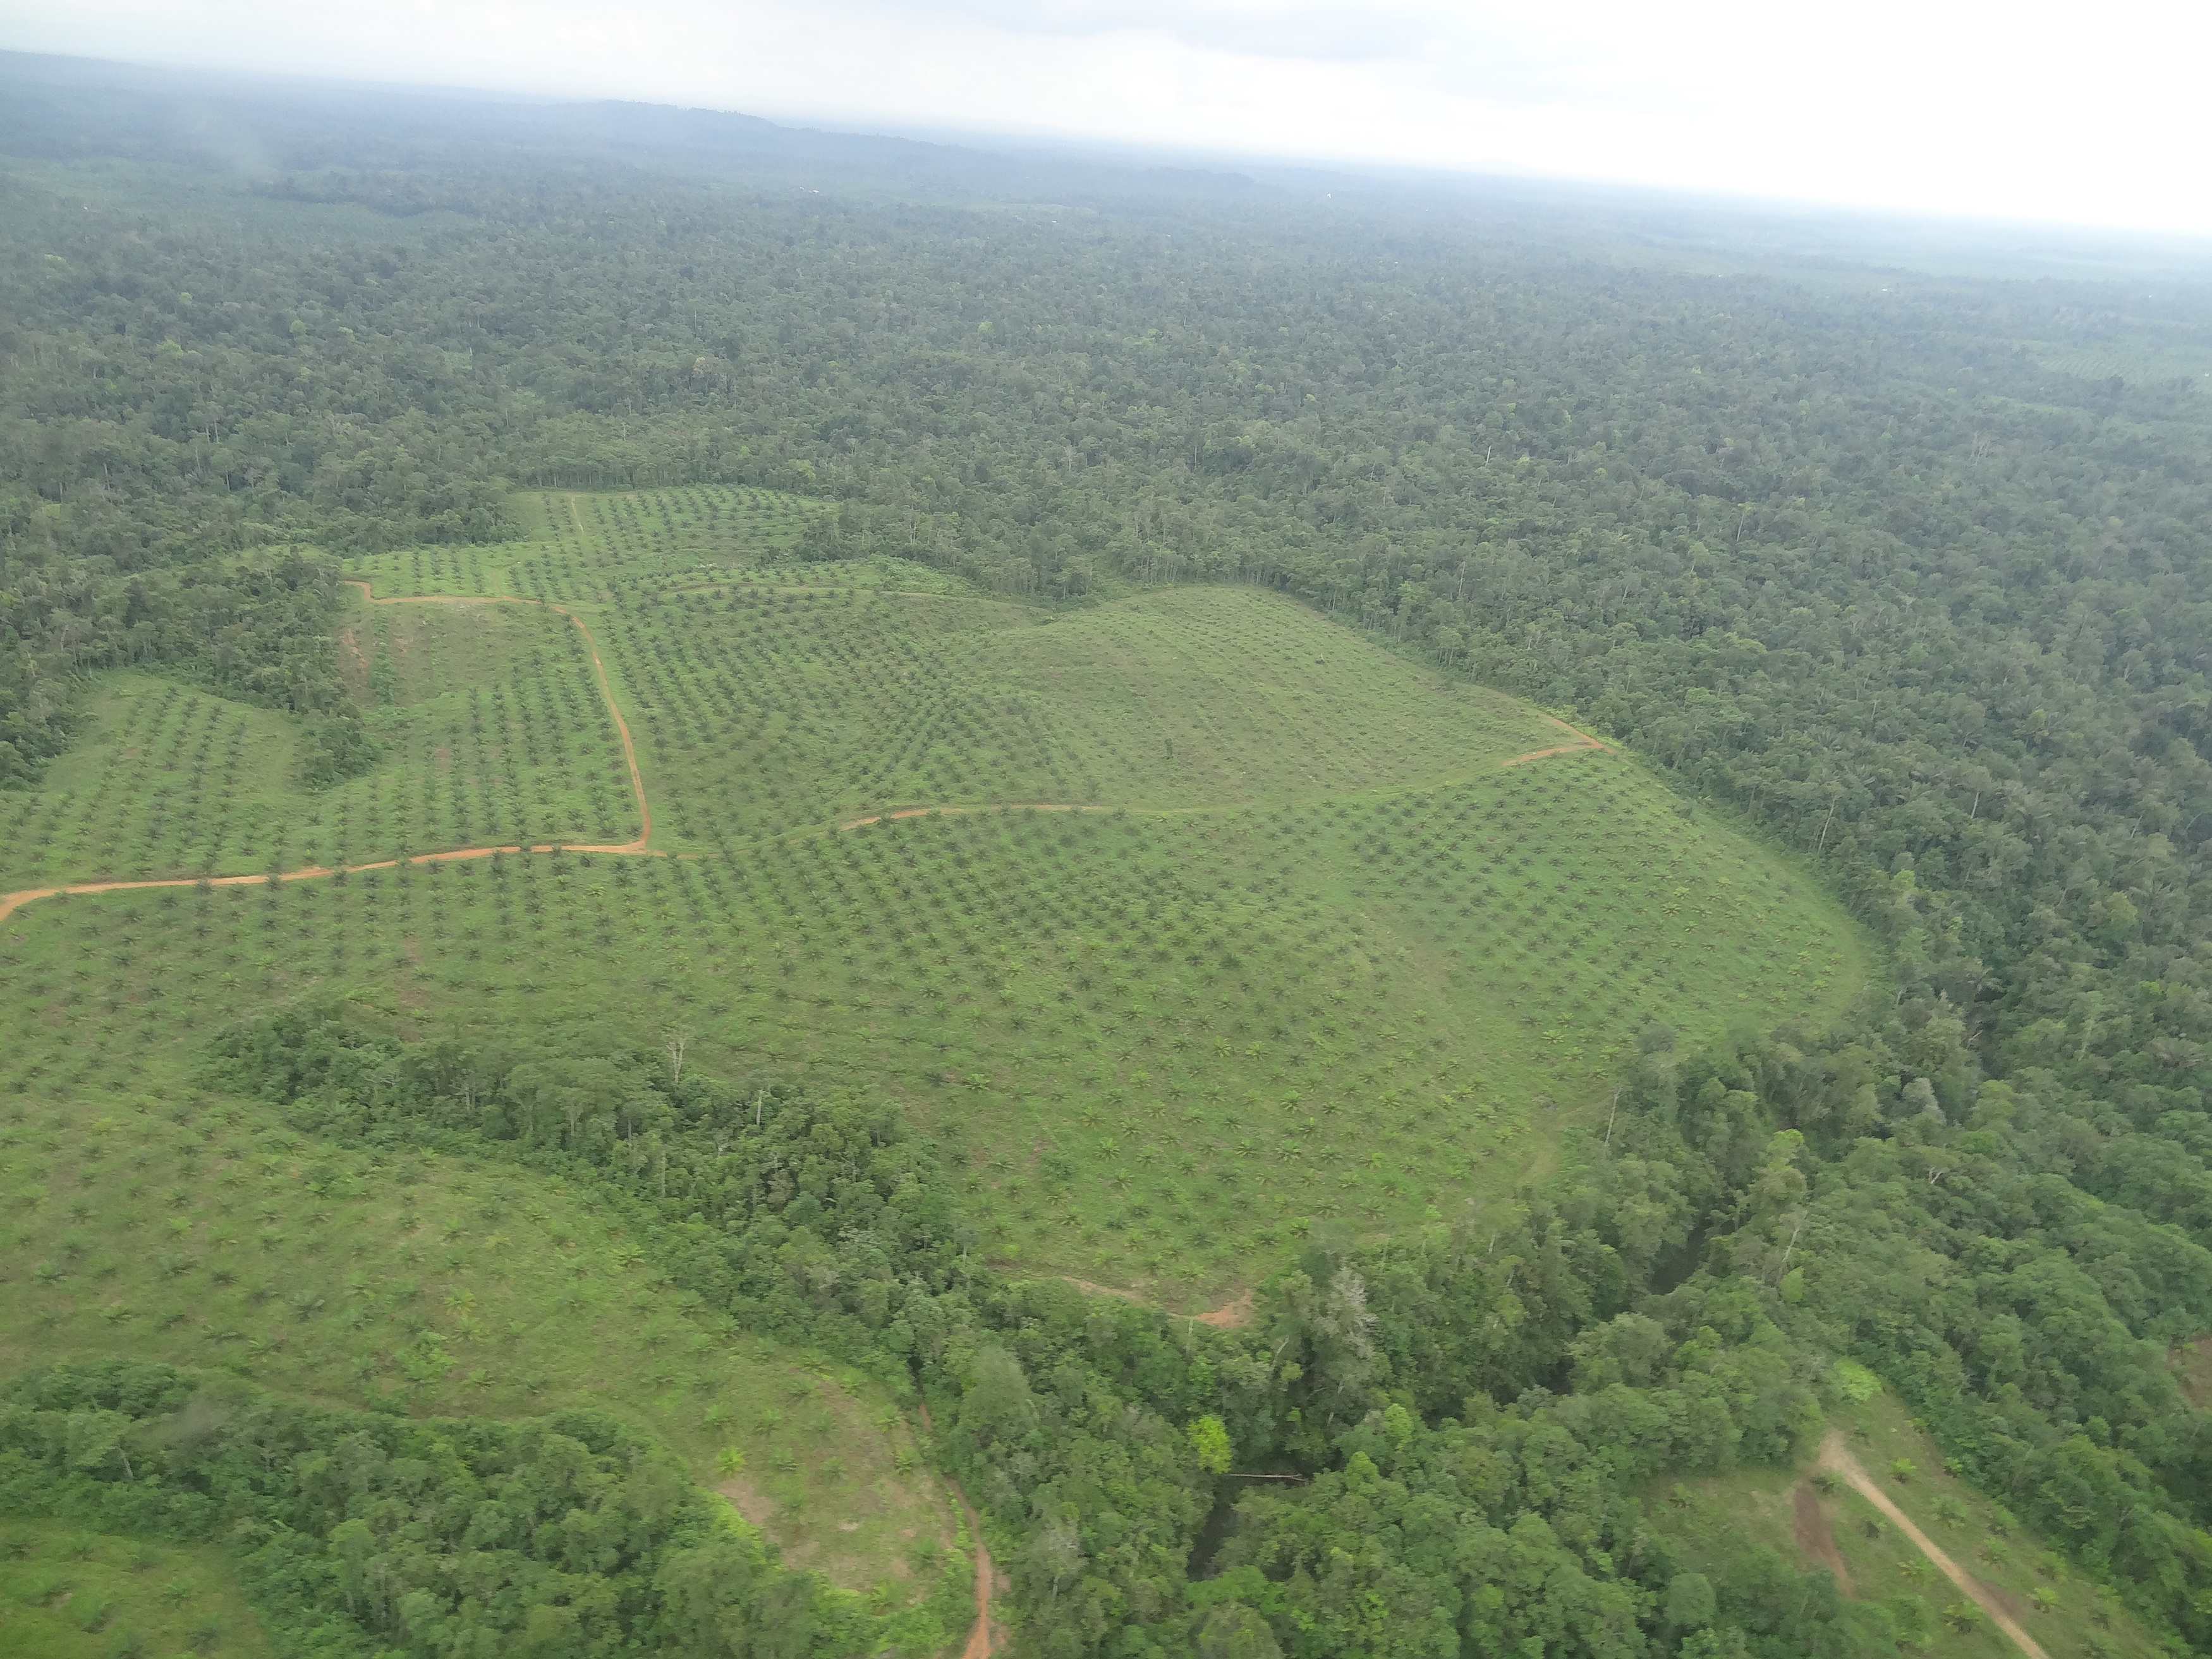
[
  {"xmin": 1817, "ymin": 1432, "xmax": 2048, "ymax": 1659},
  {"xmin": 916, "ymin": 1401, "xmax": 997, "ymax": 1658},
  {"xmin": 833, "ymin": 720, "xmax": 1610, "ymax": 837},
  {"xmin": 1500, "ymin": 715, "xmax": 1608, "ymax": 767}
]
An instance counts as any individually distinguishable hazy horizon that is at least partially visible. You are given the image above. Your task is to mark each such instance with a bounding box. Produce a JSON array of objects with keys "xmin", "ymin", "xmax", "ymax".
[{"xmin": 6, "ymin": 0, "xmax": 2209, "ymax": 238}]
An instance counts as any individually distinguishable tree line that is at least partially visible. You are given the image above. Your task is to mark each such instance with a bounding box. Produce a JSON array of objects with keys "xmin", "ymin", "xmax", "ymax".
[
  {"xmin": 8, "ymin": 65, "xmax": 2212, "ymax": 1654},
  {"xmin": 0, "ymin": 1357, "xmax": 923, "ymax": 1656},
  {"xmin": 202, "ymin": 1000, "xmax": 2212, "ymax": 1654}
]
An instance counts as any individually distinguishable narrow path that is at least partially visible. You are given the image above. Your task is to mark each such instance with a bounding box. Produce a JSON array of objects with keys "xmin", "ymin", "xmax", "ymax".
[
  {"xmin": 339, "ymin": 581, "xmax": 651, "ymax": 849},
  {"xmin": 3, "ymin": 845, "xmax": 592, "ymax": 928},
  {"xmin": 0, "ymin": 580, "xmax": 659, "ymax": 931},
  {"xmin": 917, "ymin": 1401, "xmax": 996, "ymax": 1658},
  {"xmin": 837, "ymin": 803, "xmax": 1103, "ymax": 832},
  {"xmin": 1501, "ymin": 715, "xmax": 1608, "ymax": 767},
  {"xmin": 1793, "ymin": 1481, "xmax": 1853, "ymax": 1595},
  {"xmin": 832, "ymin": 724, "xmax": 1609, "ymax": 837},
  {"xmin": 1817, "ymin": 1432, "xmax": 2048, "ymax": 1659}
]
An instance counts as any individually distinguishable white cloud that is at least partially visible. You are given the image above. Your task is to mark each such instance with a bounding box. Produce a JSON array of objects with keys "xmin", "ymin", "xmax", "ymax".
[{"xmin": 8, "ymin": 0, "xmax": 2211, "ymax": 234}]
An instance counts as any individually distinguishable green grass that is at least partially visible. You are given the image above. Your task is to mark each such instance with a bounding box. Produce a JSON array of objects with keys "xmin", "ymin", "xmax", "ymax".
[
  {"xmin": 0, "ymin": 1098, "xmax": 954, "ymax": 1603},
  {"xmin": 595, "ymin": 569, "xmax": 1560, "ymax": 851},
  {"xmin": 327, "ymin": 595, "xmax": 639, "ymax": 856},
  {"xmin": 973, "ymin": 587, "xmax": 1558, "ymax": 806},
  {"xmin": 342, "ymin": 487, "xmax": 825, "ymax": 602},
  {"xmin": 0, "ymin": 751, "xmax": 1863, "ymax": 1306},
  {"xmin": 0, "ymin": 487, "xmax": 1872, "ymax": 1311},
  {"xmin": 358, "ymin": 488, "xmax": 1563, "ymax": 852},
  {"xmin": 0, "ymin": 482, "xmax": 1875, "ymax": 1620},
  {"xmin": 0, "ymin": 676, "xmax": 310, "ymax": 893},
  {"xmin": 0, "ymin": 595, "xmax": 635, "ymax": 892},
  {"xmin": 1653, "ymin": 1388, "xmax": 2163, "ymax": 1657},
  {"xmin": 605, "ymin": 581, "xmax": 1053, "ymax": 847},
  {"xmin": 0, "ymin": 1523, "xmax": 276, "ymax": 1658}
]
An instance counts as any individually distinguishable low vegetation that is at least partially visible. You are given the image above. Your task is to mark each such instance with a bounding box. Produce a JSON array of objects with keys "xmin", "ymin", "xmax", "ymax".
[
  {"xmin": 0, "ymin": 1522, "xmax": 274, "ymax": 1659},
  {"xmin": 0, "ymin": 1358, "xmax": 962, "ymax": 1656},
  {"xmin": 3, "ymin": 499, "xmax": 1868, "ymax": 1302},
  {"xmin": 6, "ymin": 72, "xmax": 2212, "ymax": 1655},
  {"xmin": 1654, "ymin": 1385, "xmax": 2164, "ymax": 1656},
  {"xmin": 0, "ymin": 1093, "xmax": 958, "ymax": 1612},
  {"xmin": 0, "ymin": 596, "xmax": 631, "ymax": 891}
]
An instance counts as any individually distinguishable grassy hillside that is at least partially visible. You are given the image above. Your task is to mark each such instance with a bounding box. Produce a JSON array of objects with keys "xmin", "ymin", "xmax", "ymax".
[
  {"xmin": 2, "ymin": 487, "xmax": 1870, "ymax": 1311},
  {"xmin": 0, "ymin": 595, "xmax": 635, "ymax": 892},
  {"xmin": 1653, "ymin": 1385, "xmax": 2165, "ymax": 1658},
  {"xmin": 0, "ymin": 1524, "xmax": 276, "ymax": 1659},
  {"xmin": 1, "ymin": 758, "xmax": 1861, "ymax": 1304},
  {"xmin": 350, "ymin": 487, "xmax": 1564, "ymax": 847},
  {"xmin": 0, "ymin": 1098, "xmax": 957, "ymax": 1606},
  {"xmin": 343, "ymin": 488, "xmax": 822, "ymax": 602},
  {"xmin": 0, "ymin": 483, "xmax": 1873, "ymax": 1641},
  {"xmin": 609, "ymin": 581, "xmax": 1561, "ymax": 849}
]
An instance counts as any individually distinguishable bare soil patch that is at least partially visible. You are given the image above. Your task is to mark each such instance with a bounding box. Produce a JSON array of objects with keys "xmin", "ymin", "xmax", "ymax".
[
  {"xmin": 1792, "ymin": 1482, "xmax": 1852, "ymax": 1593},
  {"xmin": 1061, "ymin": 1277, "xmax": 1255, "ymax": 1327},
  {"xmin": 719, "ymin": 1476, "xmax": 775, "ymax": 1526},
  {"xmin": 1196, "ymin": 1288, "xmax": 1256, "ymax": 1328}
]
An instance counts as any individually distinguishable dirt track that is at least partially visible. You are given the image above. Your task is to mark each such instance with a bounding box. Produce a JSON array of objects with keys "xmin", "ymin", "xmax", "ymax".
[
  {"xmin": 915, "ymin": 1401, "xmax": 997, "ymax": 1658},
  {"xmin": 833, "ymin": 720, "xmax": 1608, "ymax": 838},
  {"xmin": 837, "ymin": 803, "xmax": 1103, "ymax": 832},
  {"xmin": 339, "ymin": 581, "xmax": 652, "ymax": 850},
  {"xmin": 0, "ymin": 579, "xmax": 659, "ymax": 930},
  {"xmin": 1501, "ymin": 715, "xmax": 1608, "ymax": 767},
  {"xmin": 1818, "ymin": 1432, "xmax": 2048, "ymax": 1659},
  {"xmin": 1792, "ymin": 1481, "xmax": 1853, "ymax": 1595}
]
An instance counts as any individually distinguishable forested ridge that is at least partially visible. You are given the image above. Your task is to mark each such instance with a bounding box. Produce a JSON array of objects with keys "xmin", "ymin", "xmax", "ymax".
[{"xmin": 6, "ymin": 54, "xmax": 2212, "ymax": 1658}]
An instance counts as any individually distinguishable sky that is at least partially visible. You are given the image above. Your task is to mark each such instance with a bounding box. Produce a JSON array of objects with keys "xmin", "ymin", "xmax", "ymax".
[{"xmin": 7, "ymin": 0, "xmax": 2211, "ymax": 235}]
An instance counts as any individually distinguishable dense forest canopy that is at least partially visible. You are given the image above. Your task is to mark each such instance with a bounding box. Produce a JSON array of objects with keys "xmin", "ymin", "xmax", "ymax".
[{"xmin": 6, "ymin": 48, "xmax": 2212, "ymax": 1659}]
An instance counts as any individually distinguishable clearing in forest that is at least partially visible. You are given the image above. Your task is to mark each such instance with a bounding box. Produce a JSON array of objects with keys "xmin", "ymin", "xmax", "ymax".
[
  {"xmin": 1652, "ymin": 1384, "xmax": 2161, "ymax": 1658},
  {"xmin": 0, "ymin": 597, "xmax": 636, "ymax": 894},
  {"xmin": 2, "ymin": 485, "xmax": 1869, "ymax": 1313},
  {"xmin": 0, "ymin": 1098, "xmax": 961, "ymax": 1615}
]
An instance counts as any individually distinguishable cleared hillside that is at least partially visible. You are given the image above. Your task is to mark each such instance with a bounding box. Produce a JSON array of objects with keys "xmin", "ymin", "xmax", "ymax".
[{"xmin": 2, "ymin": 488, "xmax": 1869, "ymax": 1310}]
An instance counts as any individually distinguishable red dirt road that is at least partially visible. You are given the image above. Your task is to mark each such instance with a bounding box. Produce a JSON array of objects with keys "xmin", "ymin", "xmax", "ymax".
[
  {"xmin": 1818, "ymin": 1433, "xmax": 2048, "ymax": 1659},
  {"xmin": 916, "ymin": 1401, "xmax": 997, "ymax": 1658},
  {"xmin": 1, "ymin": 579, "xmax": 659, "ymax": 930},
  {"xmin": 1500, "ymin": 714, "xmax": 1608, "ymax": 767}
]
